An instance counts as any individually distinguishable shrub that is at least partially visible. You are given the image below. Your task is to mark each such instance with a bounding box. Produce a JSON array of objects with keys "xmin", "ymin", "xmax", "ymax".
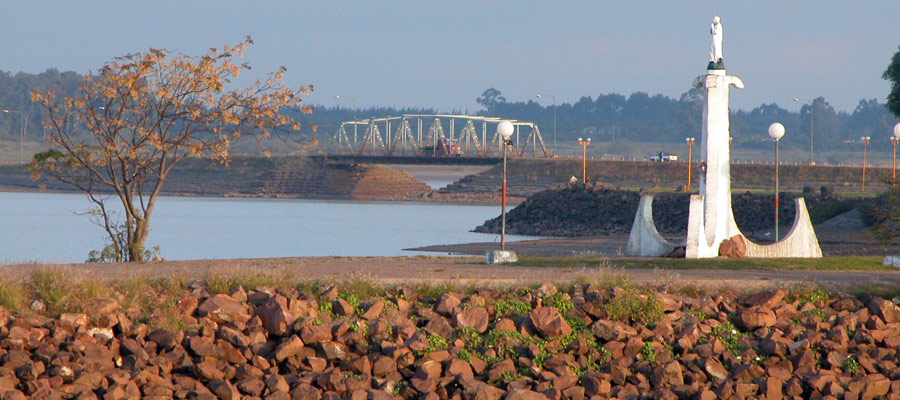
[{"xmin": 605, "ymin": 287, "xmax": 663, "ymax": 327}]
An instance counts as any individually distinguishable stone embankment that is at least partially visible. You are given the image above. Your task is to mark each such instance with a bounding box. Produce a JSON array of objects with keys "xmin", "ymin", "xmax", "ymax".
[
  {"xmin": 0, "ymin": 157, "xmax": 433, "ymax": 201},
  {"xmin": 1, "ymin": 280, "xmax": 900, "ymax": 399},
  {"xmin": 474, "ymin": 185, "xmax": 864, "ymax": 238}
]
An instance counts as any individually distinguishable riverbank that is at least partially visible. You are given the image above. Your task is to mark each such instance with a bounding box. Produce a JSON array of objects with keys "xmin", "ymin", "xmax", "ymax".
[{"xmin": 1, "ymin": 257, "xmax": 900, "ymax": 398}]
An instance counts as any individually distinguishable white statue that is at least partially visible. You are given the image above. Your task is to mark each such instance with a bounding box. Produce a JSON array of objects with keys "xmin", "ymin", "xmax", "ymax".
[{"xmin": 709, "ymin": 16, "xmax": 723, "ymax": 65}]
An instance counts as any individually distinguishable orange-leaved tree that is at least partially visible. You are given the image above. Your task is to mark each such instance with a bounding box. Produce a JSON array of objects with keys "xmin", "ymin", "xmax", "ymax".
[{"xmin": 30, "ymin": 37, "xmax": 311, "ymax": 262}]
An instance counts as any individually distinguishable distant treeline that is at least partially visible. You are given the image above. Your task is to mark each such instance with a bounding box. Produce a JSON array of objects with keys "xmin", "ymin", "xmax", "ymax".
[{"xmin": 2, "ymin": 70, "xmax": 898, "ymax": 155}]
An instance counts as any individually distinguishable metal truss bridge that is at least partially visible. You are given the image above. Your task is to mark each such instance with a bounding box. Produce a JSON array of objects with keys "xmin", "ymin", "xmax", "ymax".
[{"xmin": 328, "ymin": 114, "xmax": 550, "ymax": 158}]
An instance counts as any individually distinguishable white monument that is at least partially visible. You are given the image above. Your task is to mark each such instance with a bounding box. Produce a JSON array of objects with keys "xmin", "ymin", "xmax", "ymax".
[{"xmin": 626, "ymin": 16, "xmax": 822, "ymax": 258}]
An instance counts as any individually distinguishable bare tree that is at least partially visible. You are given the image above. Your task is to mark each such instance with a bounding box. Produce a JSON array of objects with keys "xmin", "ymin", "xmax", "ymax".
[{"xmin": 30, "ymin": 37, "xmax": 311, "ymax": 262}]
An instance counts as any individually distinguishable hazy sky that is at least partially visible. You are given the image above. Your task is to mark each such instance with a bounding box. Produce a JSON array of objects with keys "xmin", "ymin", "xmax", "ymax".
[{"xmin": 2, "ymin": 2, "xmax": 899, "ymax": 113}]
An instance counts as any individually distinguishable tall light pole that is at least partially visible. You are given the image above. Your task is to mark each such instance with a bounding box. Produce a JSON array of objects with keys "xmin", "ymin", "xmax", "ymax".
[
  {"xmin": 3, "ymin": 109, "xmax": 25, "ymax": 161},
  {"xmin": 861, "ymin": 136, "xmax": 871, "ymax": 192},
  {"xmin": 536, "ymin": 94, "xmax": 556, "ymax": 156},
  {"xmin": 894, "ymin": 123, "xmax": 900, "ymax": 180},
  {"xmin": 578, "ymin": 137, "xmax": 591, "ymax": 183},
  {"xmin": 793, "ymin": 97, "xmax": 814, "ymax": 165},
  {"xmin": 498, "ymin": 121, "xmax": 515, "ymax": 250},
  {"xmin": 334, "ymin": 95, "xmax": 357, "ymax": 144},
  {"xmin": 685, "ymin": 137, "xmax": 695, "ymax": 188},
  {"xmin": 768, "ymin": 123, "xmax": 785, "ymax": 242}
]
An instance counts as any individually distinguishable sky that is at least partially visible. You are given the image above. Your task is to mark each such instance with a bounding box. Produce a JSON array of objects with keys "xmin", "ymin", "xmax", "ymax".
[{"xmin": 2, "ymin": 2, "xmax": 899, "ymax": 114}]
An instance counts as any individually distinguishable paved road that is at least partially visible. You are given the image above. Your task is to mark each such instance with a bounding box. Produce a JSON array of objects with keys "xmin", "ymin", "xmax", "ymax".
[{"xmin": 1, "ymin": 257, "xmax": 897, "ymax": 292}]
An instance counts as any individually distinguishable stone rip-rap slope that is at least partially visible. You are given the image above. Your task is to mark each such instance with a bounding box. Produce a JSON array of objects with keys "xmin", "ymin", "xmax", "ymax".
[
  {"xmin": 474, "ymin": 184, "xmax": 863, "ymax": 237},
  {"xmin": 2, "ymin": 281, "xmax": 900, "ymax": 399}
]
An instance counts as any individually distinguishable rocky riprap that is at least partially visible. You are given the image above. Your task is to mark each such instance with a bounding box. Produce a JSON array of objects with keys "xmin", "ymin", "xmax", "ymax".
[
  {"xmin": 1, "ymin": 280, "xmax": 900, "ymax": 399},
  {"xmin": 474, "ymin": 185, "xmax": 859, "ymax": 238}
]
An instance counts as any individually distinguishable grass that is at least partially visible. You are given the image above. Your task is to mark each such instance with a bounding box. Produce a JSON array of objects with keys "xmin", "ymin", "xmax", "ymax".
[{"xmin": 511, "ymin": 255, "xmax": 892, "ymax": 271}]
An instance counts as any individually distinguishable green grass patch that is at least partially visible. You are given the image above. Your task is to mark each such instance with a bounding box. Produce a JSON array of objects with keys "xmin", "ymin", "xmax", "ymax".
[{"xmin": 511, "ymin": 256, "xmax": 891, "ymax": 271}]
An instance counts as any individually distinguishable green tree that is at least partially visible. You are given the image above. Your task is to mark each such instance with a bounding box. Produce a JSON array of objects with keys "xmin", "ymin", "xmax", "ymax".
[
  {"xmin": 883, "ymin": 45, "xmax": 900, "ymax": 119},
  {"xmin": 30, "ymin": 37, "xmax": 311, "ymax": 262}
]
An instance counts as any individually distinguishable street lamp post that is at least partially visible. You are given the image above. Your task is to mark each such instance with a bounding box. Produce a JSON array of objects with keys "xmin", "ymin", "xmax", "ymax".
[
  {"xmin": 793, "ymin": 97, "xmax": 814, "ymax": 165},
  {"xmin": 685, "ymin": 137, "xmax": 695, "ymax": 188},
  {"xmin": 498, "ymin": 121, "xmax": 515, "ymax": 250},
  {"xmin": 893, "ymin": 123, "xmax": 900, "ymax": 180},
  {"xmin": 536, "ymin": 94, "xmax": 556, "ymax": 156},
  {"xmin": 578, "ymin": 138, "xmax": 591, "ymax": 183},
  {"xmin": 3, "ymin": 110, "xmax": 25, "ymax": 161},
  {"xmin": 861, "ymin": 136, "xmax": 871, "ymax": 192},
  {"xmin": 334, "ymin": 95, "xmax": 357, "ymax": 144},
  {"xmin": 768, "ymin": 123, "xmax": 785, "ymax": 242}
]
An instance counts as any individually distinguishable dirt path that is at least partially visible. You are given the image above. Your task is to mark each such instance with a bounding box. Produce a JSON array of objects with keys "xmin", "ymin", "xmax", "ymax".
[{"xmin": 2, "ymin": 256, "xmax": 897, "ymax": 292}]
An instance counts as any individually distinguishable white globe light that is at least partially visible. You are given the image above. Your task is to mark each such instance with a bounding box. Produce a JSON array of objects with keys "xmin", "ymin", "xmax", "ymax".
[
  {"xmin": 894, "ymin": 122, "xmax": 900, "ymax": 139},
  {"xmin": 498, "ymin": 121, "xmax": 514, "ymax": 139},
  {"xmin": 768, "ymin": 123, "xmax": 785, "ymax": 141}
]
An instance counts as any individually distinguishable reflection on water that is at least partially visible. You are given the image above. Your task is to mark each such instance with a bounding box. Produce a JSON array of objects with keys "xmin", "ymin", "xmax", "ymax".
[{"xmin": 0, "ymin": 191, "xmax": 523, "ymax": 264}]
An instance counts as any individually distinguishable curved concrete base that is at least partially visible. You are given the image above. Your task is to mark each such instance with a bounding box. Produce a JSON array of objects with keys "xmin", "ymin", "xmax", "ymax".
[
  {"xmin": 743, "ymin": 197, "xmax": 822, "ymax": 258},
  {"xmin": 685, "ymin": 195, "xmax": 822, "ymax": 258},
  {"xmin": 625, "ymin": 195, "xmax": 683, "ymax": 256},
  {"xmin": 627, "ymin": 195, "xmax": 822, "ymax": 258}
]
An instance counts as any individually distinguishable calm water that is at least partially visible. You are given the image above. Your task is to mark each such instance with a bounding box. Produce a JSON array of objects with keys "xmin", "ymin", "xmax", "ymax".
[{"xmin": 0, "ymin": 191, "xmax": 522, "ymax": 264}]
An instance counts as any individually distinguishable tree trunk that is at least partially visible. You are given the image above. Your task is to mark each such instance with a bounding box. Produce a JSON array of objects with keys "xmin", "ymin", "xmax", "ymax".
[{"xmin": 129, "ymin": 218, "xmax": 150, "ymax": 262}]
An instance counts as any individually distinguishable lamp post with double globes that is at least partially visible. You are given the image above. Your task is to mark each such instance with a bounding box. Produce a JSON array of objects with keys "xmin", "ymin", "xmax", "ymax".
[
  {"xmin": 893, "ymin": 123, "xmax": 900, "ymax": 180},
  {"xmin": 535, "ymin": 94, "xmax": 556, "ymax": 155},
  {"xmin": 334, "ymin": 95, "xmax": 357, "ymax": 144},
  {"xmin": 685, "ymin": 137, "xmax": 695, "ymax": 188},
  {"xmin": 487, "ymin": 121, "xmax": 518, "ymax": 264},
  {"xmin": 861, "ymin": 136, "xmax": 871, "ymax": 192},
  {"xmin": 3, "ymin": 110, "xmax": 25, "ymax": 161},
  {"xmin": 768, "ymin": 123, "xmax": 785, "ymax": 242},
  {"xmin": 578, "ymin": 138, "xmax": 591, "ymax": 183}
]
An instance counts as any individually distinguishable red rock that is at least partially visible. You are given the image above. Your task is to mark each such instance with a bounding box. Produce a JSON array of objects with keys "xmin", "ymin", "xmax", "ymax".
[
  {"xmin": 745, "ymin": 290, "xmax": 787, "ymax": 308},
  {"xmin": 464, "ymin": 384, "xmax": 504, "ymax": 400},
  {"xmin": 236, "ymin": 378, "xmax": 265, "ymax": 396},
  {"xmin": 424, "ymin": 316, "xmax": 454, "ymax": 338},
  {"xmin": 506, "ymin": 389, "xmax": 551, "ymax": 400},
  {"xmin": 195, "ymin": 358, "xmax": 225, "ymax": 381},
  {"xmin": 265, "ymin": 374, "xmax": 291, "ymax": 393},
  {"xmin": 119, "ymin": 338, "xmax": 150, "ymax": 362},
  {"xmin": 590, "ymin": 319, "xmax": 637, "ymax": 341},
  {"xmin": 737, "ymin": 306, "xmax": 776, "ymax": 330},
  {"xmin": 651, "ymin": 361, "xmax": 683, "ymax": 386},
  {"xmin": 868, "ymin": 298, "xmax": 900, "ymax": 324},
  {"xmin": 196, "ymin": 294, "xmax": 251, "ymax": 329},
  {"xmin": 299, "ymin": 324, "xmax": 333, "ymax": 344},
  {"xmin": 318, "ymin": 341, "xmax": 350, "ymax": 361},
  {"xmin": 208, "ymin": 380, "xmax": 240, "ymax": 400},
  {"xmin": 274, "ymin": 336, "xmax": 304, "ymax": 362},
  {"xmin": 581, "ymin": 374, "xmax": 611, "ymax": 397},
  {"xmin": 861, "ymin": 373, "xmax": 890, "ymax": 400},
  {"xmin": 435, "ymin": 293, "xmax": 462, "ymax": 316},
  {"xmin": 445, "ymin": 358, "xmax": 473, "ymax": 379},
  {"xmin": 361, "ymin": 301, "xmax": 384, "ymax": 321},
  {"xmin": 454, "ymin": 307, "xmax": 489, "ymax": 333},
  {"xmin": 189, "ymin": 336, "xmax": 217, "ymax": 358},
  {"xmin": 702, "ymin": 357, "xmax": 728, "ymax": 381},
  {"xmin": 291, "ymin": 383, "xmax": 322, "ymax": 400},
  {"xmin": 333, "ymin": 298, "xmax": 356, "ymax": 317},
  {"xmin": 718, "ymin": 235, "xmax": 747, "ymax": 258},
  {"xmin": 255, "ymin": 297, "xmax": 292, "ymax": 336},
  {"xmin": 529, "ymin": 307, "xmax": 572, "ymax": 337}
]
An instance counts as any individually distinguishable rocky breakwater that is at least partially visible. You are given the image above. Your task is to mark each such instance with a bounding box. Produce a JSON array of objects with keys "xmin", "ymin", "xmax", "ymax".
[
  {"xmin": 475, "ymin": 185, "xmax": 860, "ymax": 238},
  {"xmin": 0, "ymin": 280, "xmax": 899, "ymax": 399}
]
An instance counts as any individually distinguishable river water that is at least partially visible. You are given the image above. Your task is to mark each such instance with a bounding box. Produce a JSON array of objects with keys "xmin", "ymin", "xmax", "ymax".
[{"xmin": 0, "ymin": 191, "xmax": 522, "ymax": 264}]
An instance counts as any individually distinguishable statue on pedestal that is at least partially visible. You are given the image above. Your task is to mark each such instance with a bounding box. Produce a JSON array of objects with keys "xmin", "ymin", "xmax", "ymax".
[{"xmin": 708, "ymin": 16, "xmax": 724, "ymax": 69}]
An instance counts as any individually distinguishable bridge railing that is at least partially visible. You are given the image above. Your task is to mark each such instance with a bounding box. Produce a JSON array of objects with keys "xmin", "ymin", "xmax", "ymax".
[{"xmin": 327, "ymin": 114, "xmax": 550, "ymax": 159}]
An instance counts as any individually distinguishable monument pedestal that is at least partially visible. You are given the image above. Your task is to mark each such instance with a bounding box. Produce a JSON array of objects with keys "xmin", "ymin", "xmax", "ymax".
[
  {"xmin": 626, "ymin": 68, "xmax": 822, "ymax": 258},
  {"xmin": 486, "ymin": 250, "xmax": 518, "ymax": 264}
]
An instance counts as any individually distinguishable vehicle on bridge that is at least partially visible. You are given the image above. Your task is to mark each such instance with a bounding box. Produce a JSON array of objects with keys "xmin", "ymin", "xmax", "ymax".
[
  {"xmin": 419, "ymin": 138, "xmax": 463, "ymax": 157},
  {"xmin": 648, "ymin": 152, "xmax": 678, "ymax": 162}
]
